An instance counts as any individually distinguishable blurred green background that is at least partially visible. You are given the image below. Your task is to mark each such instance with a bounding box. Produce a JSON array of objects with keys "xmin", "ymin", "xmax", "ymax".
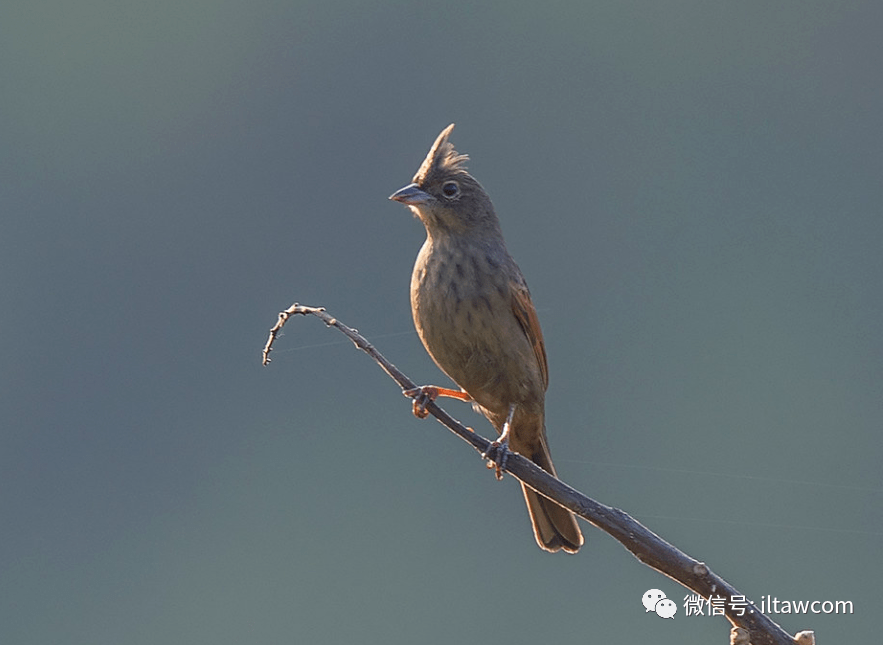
[{"xmin": 2, "ymin": 1, "xmax": 880, "ymax": 643}]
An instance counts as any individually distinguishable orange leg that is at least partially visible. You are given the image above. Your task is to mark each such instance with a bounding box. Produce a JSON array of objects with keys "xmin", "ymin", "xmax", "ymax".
[{"xmin": 403, "ymin": 385, "xmax": 472, "ymax": 419}]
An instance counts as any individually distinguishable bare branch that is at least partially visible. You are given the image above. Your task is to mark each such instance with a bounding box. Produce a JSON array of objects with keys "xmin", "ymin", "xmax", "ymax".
[{"xmin": 263, "ymin": 303, "xmax": 804, "ymax": 645}]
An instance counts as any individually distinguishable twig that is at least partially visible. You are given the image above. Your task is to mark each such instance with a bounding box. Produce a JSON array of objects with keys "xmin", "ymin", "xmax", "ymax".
[{"xmin": 263, "ymin": 303, "xmax": 805, "ymax": 645}]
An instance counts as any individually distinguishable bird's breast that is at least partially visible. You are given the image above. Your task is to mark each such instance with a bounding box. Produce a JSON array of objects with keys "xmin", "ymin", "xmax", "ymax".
[{"xmin": 409, "ymin": 236, "xmax": 543, "ymax": 414}]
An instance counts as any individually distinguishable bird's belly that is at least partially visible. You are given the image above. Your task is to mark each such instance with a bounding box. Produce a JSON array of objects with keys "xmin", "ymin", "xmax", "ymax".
[{"xmin": 411, "ymin": 256, "xmax": 538, "ymax": 414}]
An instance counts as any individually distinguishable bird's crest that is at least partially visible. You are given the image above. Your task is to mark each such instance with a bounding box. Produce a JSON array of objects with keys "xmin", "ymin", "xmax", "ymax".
[{"xmin": 412, "ymin": 123, "xmax": 469, "ymax": 185}]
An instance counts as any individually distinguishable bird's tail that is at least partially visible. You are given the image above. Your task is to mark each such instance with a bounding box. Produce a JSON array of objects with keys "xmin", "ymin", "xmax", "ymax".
[{"xmin": 521, "ymin": 440, "xmax": 583, "ymax": 554}]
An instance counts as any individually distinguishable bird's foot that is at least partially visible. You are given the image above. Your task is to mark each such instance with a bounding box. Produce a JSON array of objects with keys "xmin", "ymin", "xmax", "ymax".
[
  {"xmin": 402, "ymin": 385, "xmax": 472, "ymax": 419},
  {"xmin": 482, "ymin": 403, "xmax": 516, "ymax": 480},
  {"xmin": 482, "ymin": 436, "xmax": 510, "ymax": 481}
]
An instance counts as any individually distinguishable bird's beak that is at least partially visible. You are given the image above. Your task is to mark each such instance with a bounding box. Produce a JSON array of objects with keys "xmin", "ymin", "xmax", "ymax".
[{"xmin": 389, "ymin": 183, "xmax": 432, "ymax": 205}]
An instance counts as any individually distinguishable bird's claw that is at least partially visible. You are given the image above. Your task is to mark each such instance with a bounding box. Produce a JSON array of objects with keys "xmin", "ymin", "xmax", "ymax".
[
  {"xmin": 403, "ymin": 386, "xmax": 439, "ymax": 419},
  {"xmin": 482, "ymin": 437, "xmax": 510, "ymax": 480},
  {"xmin": 483, "ymin": 403, "xmax": 516, "ymax": 480}
]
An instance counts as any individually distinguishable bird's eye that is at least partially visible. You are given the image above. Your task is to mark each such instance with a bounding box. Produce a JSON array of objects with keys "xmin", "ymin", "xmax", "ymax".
[{"xmin": 441, "ymin": 181, "xmax": 460, "ymax": 199}]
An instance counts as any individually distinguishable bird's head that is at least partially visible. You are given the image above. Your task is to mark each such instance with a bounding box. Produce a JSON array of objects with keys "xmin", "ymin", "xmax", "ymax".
[{"xmin": 390, "ymin": 124, "xmax": 500, "ymax": 236}]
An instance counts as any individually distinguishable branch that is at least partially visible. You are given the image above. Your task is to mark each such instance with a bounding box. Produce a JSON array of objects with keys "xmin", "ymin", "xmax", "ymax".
[{"xmin": 263, "ymin": 304, "xmax": 808, "ymax": 645}]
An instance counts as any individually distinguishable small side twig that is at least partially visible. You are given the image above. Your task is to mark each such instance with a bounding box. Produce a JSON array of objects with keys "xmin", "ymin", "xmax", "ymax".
[{"xmin": 263, "ymin": 303, "xmax": 805, "ymax": 645}]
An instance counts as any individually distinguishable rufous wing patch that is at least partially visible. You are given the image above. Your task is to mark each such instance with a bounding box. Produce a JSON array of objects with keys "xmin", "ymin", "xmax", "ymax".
[{"xmin": 510, "ymin": 282, "xmax": 549, "ymax": 390}]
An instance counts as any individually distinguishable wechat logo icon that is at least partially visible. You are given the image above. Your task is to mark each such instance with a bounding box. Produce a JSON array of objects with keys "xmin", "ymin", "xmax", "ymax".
[{"xmin": 642, "ymin": 589, "xmax": 677, "ymax": 619}]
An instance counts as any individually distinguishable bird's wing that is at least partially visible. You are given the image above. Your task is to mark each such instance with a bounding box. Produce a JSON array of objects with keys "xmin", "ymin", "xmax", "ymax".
[{"xmin": 510, "ymin": 280, "xmax": 549, "ymax": 391}]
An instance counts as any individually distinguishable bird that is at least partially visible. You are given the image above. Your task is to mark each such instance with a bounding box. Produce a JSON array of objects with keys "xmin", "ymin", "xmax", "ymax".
[{"xmin": 389, "ymin": 124, "xmax": 583, "ymax": 553}]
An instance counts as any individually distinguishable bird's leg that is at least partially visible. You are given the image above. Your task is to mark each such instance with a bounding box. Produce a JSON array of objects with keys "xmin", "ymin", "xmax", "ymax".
[
  {"xmin": 403, "ymin": 385, "xmax": 472, "ymax": 419},
  {"xmin": 483, "ymin": 403, "xmax": 516, "ymax": 480}
]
